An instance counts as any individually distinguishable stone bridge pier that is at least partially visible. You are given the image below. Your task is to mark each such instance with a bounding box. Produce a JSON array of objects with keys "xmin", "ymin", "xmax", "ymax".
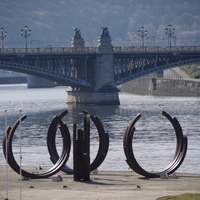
[{"xmin": 67, "ymin": 27, "xmax": 120, "ymax": 105}]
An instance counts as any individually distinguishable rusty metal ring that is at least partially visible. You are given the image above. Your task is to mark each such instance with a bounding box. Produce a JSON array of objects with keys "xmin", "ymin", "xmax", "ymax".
[
  {"xmin": 123, "ymin": 111, "xmax": 187, "ymax": 178},
  {"xmin": 83, "ymin": 110, "xmax": 109, "ymax": 172},
  {"xmin": 3, "ymin": 115, "xmax": 70, "ymax": 179},
  {"xmin": 46, "ymin": 110, "xmax": 73, "ymax": 174},
  {"xmin": 46, "ymin": 109, "xmax": 109, "ymax": 174}
]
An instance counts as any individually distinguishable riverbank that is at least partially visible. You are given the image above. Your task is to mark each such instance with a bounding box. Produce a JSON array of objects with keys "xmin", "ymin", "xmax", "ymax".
[
  {"xmin": 0, "ymin": 166, "xmax": 200, "ymax": 200},
  {"xmin": 121, "ymin": 77, "xmax": 200, "ymax": 97},
  {"xmin": 0, "ymin": 71, "xmax": 27, "ymax": 84},
  {"xmin": 121, "ymin": 68, "xmax": 200, "ymax": 97}
]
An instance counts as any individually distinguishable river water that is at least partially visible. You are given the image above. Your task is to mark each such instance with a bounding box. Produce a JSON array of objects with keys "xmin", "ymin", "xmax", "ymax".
[{"xmin": 0, "ymin": 84, "xmax": 199, "ymax": 174}]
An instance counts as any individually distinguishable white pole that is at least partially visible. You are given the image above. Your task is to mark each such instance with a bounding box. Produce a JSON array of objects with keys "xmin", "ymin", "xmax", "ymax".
[
  {"xmin": 19, "ymin": 110, "xmax": 22, "ymax": 200},
  {"xmin": 5, "ymin": 110, "xmax": 8, "ymax": 200}
]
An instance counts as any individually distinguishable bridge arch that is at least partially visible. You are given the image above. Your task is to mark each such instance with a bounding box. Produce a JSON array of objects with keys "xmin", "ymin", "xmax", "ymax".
[
  {"xmin": 114, "ymin": 57, "xmax": 200, "ymax": 85},
  {"xmin": 0, "ymin": 60, "xmax": 91, "ymax": 88}
]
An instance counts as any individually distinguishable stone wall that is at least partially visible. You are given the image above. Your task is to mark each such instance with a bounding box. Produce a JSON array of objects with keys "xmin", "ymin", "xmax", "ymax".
[{"xmin": 121, "ymin": 77, "xmax": 200, "ymax": 97}]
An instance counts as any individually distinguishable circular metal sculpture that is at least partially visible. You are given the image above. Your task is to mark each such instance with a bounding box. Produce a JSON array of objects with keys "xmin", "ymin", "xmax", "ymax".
[
  {"xmin": 46, "ymin": 110, "xmax": 73, "ymax": 174},
  {"xmin": 46, "ymin": 110, "xmax": 109, "ymax": 174},
  {"xmin": 2, "ymin": 109, "xmax": 187, "ymax": 179},
  {"xmin": 2, "ymin": 115, "xmax": 71, "ymax": 179},
  {"xmin": 2, "ymin": 110, "xmax": 109, "ymax": 179},
  {"xmin": 123, "ymin": 111, "xmax": 188, "ymax": 178}
]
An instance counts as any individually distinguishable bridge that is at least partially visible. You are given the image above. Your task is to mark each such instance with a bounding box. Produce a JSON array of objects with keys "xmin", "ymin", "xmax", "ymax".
[{"xmin": 1, "ymin": 27, "xmax": 200, "ymax": 105}]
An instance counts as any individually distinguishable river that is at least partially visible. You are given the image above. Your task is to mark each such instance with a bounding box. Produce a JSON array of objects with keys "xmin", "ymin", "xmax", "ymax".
[{"xmin": 0, "ymin": 84, "xmax": 199, "ymax": 174}]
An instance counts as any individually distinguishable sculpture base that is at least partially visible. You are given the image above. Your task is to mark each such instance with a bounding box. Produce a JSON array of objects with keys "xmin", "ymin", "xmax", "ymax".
[{"xmin": 67, "ymin": 90, "xmax": 120, "ymax": 105}]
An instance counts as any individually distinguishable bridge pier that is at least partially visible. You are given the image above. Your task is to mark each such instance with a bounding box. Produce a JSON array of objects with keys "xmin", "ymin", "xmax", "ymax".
[
  {"xmin": 67, "ymin": 27, "xmax": 120, "ymax": 105},
  {"xmin": 27, "ymin": 75, "xmax": 55, "ymax": 88},
  {"xmin": 67, "ymin": 90, "xmax": 119, "ymax": 105}
]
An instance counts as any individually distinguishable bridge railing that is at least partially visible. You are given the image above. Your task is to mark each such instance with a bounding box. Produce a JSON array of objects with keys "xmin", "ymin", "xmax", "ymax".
[
  {"xmin": 113, "ymin": 46, "xmax": 200, "ymax": 53},
  {"xmin": 0, "ymin": 47, "xmax": 98, "ymax": 54},
  {"xmin": 1, "ymin": 46, "xmax": 200, "ymax": 55}
]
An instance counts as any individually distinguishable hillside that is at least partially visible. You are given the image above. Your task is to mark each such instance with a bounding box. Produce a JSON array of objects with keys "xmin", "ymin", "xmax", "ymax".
[{"xmin": 0, "ymin": 0, "xmax": 200, "ymax": 47}]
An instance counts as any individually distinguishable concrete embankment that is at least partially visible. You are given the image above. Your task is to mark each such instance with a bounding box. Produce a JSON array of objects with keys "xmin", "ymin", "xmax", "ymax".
[
  {"xmin": 0, "ymin": 76, "xmax": 27, "ymax": 84},
  {"xmin": 121, "ymin": 77, "xmax": 200, "ymax": 97}
]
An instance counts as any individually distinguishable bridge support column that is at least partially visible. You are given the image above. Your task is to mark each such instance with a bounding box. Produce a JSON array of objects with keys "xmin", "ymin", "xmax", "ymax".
[
  {"xmin": 67, "ymin": 90, "xmax": 119, "ymax": 105},
  {"xmin": 67, "ymin": 27, "xmax": 120, "ymax": 105},
  {"xmin": 27, "ymin": 75, "xmax": 55, "ymax": 88}
]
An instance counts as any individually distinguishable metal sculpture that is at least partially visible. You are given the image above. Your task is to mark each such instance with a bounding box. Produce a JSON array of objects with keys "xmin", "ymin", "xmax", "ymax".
[
  {"xmin": 73, "ymin": 114, "xmax": 91, "ymax": 181},
  {"xmin": 83, "ymin": 110, "xmax": 109, "ymax": 172},
  {"xmin": 2, "ymin": 110, "xmax": 109, "ymax": 179},
  {"xmin": 46, "ymin": 110, "xmax": 73, "ymax": 174},
  {"xmin": 2, "ymin": 115, "xmax": 70, "ymax": 179},
  {"xmin": 123, "ymin": 111, "xmax": 188, "ymax": 178},
  {"xmin": 2, "ymin": 109, "xmax": 187, "ymax": 179},
  {"xmin": 46, "ymin": 110, "xmax": 109, "ymax": 175}
]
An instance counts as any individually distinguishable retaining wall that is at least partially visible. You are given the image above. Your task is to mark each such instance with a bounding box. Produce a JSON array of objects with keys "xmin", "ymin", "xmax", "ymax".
[{"xmin": 121, "ymin": 77, "xmax": 200, "ymax": 97}]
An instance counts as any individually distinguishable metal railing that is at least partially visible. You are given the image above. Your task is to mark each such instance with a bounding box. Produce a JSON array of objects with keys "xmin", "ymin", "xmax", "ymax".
[
  {"xmin": 0, "ymin": 46, "xmax": 200, "ymax": 55},
  {"xmin": 0, "ymin": 47, "xmax": 98, "ymax": 54},
  {"xmin": 113, "ymin": 46, "xmax": 200, "ymax": 53}
]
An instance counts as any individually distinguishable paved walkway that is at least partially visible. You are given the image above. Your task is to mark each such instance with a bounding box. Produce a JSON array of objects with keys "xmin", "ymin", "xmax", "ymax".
[
  {"xmin": 173, "ymin": 67, "xmax": 200, "ymax": 82},
  {"xmin": 0, "ymin": 166, "xmax": 200, "ymax": 200}
]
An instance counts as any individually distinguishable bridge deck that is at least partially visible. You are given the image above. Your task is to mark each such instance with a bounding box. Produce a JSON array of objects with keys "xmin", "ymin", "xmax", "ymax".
[
  {"xmin": 1, "ymin": 46, "xmax": 200, "ymax": 55},
  {"xmin": 0, "ymin": 46, "xmax": 200, "ymax": 88}
]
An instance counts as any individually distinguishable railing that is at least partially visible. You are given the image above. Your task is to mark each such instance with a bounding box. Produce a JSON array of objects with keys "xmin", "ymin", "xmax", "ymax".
[
  {"xmin": 113, "ymin": 46, "xmax": 200, "ymax": 53},
  {"xmin": 0, "ymin": 46, "xmax": 200, "ymax": 55},
  {"xmin": 0, "ymin": 47, "xmax": 98, "ymax": 54}
]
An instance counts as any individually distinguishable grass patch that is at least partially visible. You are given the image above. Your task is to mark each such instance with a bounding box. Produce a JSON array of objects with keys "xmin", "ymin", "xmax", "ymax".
[{"xmin": 157, "ymin": 193, "xmax": 200, "ymax": 200}]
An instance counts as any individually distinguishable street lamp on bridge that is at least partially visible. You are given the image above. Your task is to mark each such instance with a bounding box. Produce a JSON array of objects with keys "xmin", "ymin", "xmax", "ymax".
[
  {"xmin": 21, "ymin": 25, "xmax": 31, "ymax": 51},
  {"xmin": 1, "ymin": 27, "xmax": 8, "ymax": 50},
  {"xmin": 138, "ymin": 26, "xmax": 147, "ymax": 48},
  {"xmin": 165, "ymin": 24, "xmax": 175, "ymax": 50}
]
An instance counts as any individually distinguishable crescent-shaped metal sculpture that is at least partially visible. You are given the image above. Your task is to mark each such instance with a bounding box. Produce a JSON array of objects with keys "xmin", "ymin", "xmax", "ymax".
[
  {"xmin": 83, "ymin": 110, "xmax": 109, "ymax": 172},
  {"xmin": 47, "ymin": 110, "xmax": 109, "ymax": 174},
  {"xmin": 46, "ymin": 110, "xmax": 73, "ymax": 174},
  {"xmin": 3, "ymin": 114, "xmax": 71, "ymax": 179},
  {"xmin": 3, "ymin": 109, "xmax": 184, "ymax": 179},
  {"xmin": 123, "ymin": 111, "xmax": 187, "ymax": 178},
  {"xmin": 3, "ymin": 110, "xmax": 109, "ymax": 178}
]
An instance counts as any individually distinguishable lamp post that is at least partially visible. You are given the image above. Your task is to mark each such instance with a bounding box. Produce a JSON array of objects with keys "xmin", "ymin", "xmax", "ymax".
[
  {"xmin": 1, "ymin": 28, "xmax": 8, "ymax": 50},
  {"xmin": 138, "ymin": 26, "xmax": 147, "ymax": 48},
  {"xmin": 165, "ymin": 24, "xmax": 175, "ymax": 50},
  {"xmin": 21, "ymin": 25, "xmax": 31, "ymax": 51}
]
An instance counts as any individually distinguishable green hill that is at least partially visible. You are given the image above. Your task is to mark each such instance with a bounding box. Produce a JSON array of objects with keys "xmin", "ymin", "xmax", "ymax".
[{"xmin": 0, "ymin": 0, "xmax": 200, "ymax": 47}]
